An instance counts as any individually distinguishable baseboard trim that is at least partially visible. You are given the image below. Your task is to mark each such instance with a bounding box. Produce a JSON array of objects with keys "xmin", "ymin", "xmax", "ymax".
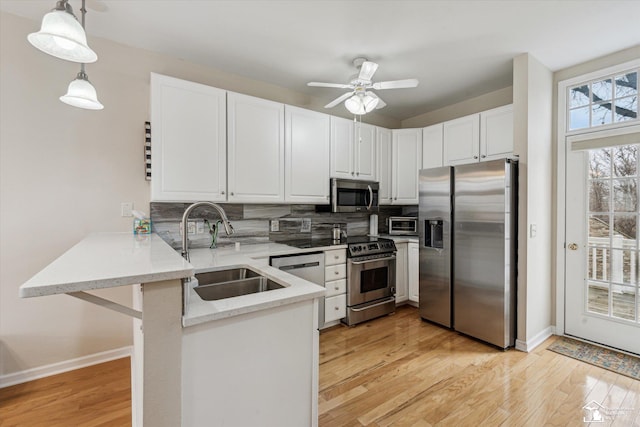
[
  {"xmin": 0, "ymin": 346, "xmax": 133, "ymax": 388},
  {"xmin": 515, "ymin": 326, "xmax": 555, "ymax": 352}
]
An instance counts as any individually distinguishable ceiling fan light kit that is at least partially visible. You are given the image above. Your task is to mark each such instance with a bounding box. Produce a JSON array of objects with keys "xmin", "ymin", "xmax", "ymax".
[
  {"xmin": 308, "ymin": 57, "xmax": 418, "ymax": 116},
  {"xmin": 28, "ymin": 0, "xmax": 102, "ymax": 110}
]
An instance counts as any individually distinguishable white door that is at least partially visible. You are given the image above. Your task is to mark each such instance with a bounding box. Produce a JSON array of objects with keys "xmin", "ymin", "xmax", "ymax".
[{"xmin": 565, "ymin": 140, "xmax": 640, "ymax": 354}]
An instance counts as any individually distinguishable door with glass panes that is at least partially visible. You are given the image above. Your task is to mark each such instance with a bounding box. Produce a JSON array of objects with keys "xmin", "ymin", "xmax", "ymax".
[{"xmin": 564, "ymin": 68, "xmax": 640, "ymax": 354}]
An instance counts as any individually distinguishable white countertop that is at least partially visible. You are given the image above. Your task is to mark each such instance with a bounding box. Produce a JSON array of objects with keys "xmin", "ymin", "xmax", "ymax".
[
  {"xmin": 19, "ymin": 233, "xmax": 337, "ymax": 328},
  {"xmin": 182, "ymin": 243, "xmax": 338, "ymax": 326},
  {"xmin": 20, "ymin": 232, "xmax": 193, "ymax": 298}
]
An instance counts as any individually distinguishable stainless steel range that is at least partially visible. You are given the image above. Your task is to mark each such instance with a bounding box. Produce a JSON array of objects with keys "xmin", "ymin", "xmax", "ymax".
[{"xmin": 344, "ymin": 237, "xmax": 397, "ymax": 326}]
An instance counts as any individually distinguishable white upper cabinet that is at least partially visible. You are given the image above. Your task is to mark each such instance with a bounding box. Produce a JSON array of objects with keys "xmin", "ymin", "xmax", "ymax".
[
  {"xmin": 392, "ymin": 128, "xmax": 422, "ymax": 205},
  {"xmin": 227, "ymin": 92, "xmax": 285, "ymax": 203},
  {"xmin": 443, "ymin": 105, "xmax": 514, "ymax": 166},
  {"xmin": 354, "ymin": 123, "xmax": 377, "ymax": 181},
  {"xmin": 480, "ymin": 104, "xmax": 514, "ymax": 161},
  {"xmin": 330, "ymin": 117, "xmax": 377, "ymax": 181},
  {"xmin": 421, "ymin": 123, "xmax": 444, "ymax": 170},
  {"xmin": 443, "ymin": 114, "xmax": 480, "ymax": 166},
  {"xmin": 330, "ymin": 117, "xmax": 354, "ymax": 179},
  {"xmin": 150, "ymin": 73, "xmax": 227, "ymax": 202},
  {"xmin": 284, "ymin": 106, "xmax": 330, "ymax": 204},
  {"xmin": 377, "ymin": 127, "xmax": 393, "ymax": 205}
]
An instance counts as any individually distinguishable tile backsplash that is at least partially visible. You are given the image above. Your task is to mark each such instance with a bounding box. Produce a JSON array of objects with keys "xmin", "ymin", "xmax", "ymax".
[{"xmin": 151, "ymin": 202, "xmax": 413, "ymax": 250}]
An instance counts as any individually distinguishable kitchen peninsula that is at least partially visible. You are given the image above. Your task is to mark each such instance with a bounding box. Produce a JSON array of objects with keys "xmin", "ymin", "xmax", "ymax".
[{"xmin": 19, "ymin": 232, "xmax": 325, "ymax": 427}]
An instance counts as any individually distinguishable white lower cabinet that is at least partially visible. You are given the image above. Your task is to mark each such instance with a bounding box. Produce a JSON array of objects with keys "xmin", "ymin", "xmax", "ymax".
[
  {"xmin": 323, "ymin": 249, "xmax": 347, "ymax": 327},
  {"xmin": 408, "ymin": 242, "xmax": 419, "ymax": 303},
  {"xmin": 324, "ymin": 294, "xmax": 347, "ymax": 323},
  {"xmin": 395, "ymin": 242, "xmax": 409, "ymax": 303}
]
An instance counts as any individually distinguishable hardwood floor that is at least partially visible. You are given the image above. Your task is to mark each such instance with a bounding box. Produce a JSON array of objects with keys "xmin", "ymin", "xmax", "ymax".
[
  {"xmin": 0, "ymin": 357, "xmax": 131, "ymax": 427},
  {"xmin": 319, "ymin": 305, "xmax": 640, "ymax": 427},
  {"xmin": 1, "ymin": 306, "xmax": 639, "ymax": 426}
]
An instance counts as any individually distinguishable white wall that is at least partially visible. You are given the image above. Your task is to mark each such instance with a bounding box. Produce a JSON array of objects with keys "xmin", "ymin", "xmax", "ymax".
[
  {"xmin": 513, "ymin": 54, "xmax": 554, "ymax": 350},
  {"xmin": 0, "ymin": 11, "xmax": 400, "ymax": 379},
  {"xmin": 400, "ymin": 86, "xmax": 513, "ymax": 128}
]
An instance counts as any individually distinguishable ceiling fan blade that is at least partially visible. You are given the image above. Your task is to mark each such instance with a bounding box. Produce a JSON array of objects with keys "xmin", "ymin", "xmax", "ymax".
[
  {"xmin": 358, "ymin": 61, "xmax": 379, "ymax": 81},
  {"xmin": 325, "ymin": 92, "xmax": 354, "ymax": 109},
  {"xmin": 372, "ymin": 79, "xmax": 419, "ymax": 90},
  {"xmin": 307, "ymin": 82, "xmax": 352, "ymax": 89}
]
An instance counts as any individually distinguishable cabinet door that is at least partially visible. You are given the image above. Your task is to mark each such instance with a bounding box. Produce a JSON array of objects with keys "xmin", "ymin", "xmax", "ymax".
[
  {"xmin": 227, "ymin": 92, "xmax": 285, "ymax": 202},
  {"xmin": 408, "ymin": 242, "xmax": 419, "ymax": 303},
  {"xmin": 395, "ymin": 242, "xmax": 408, "ymax": 303},
  {"xmin": 355, "ymin": 122, "xmax": 377, "ymax": 181},
  {"xmin": 284, "ymin": 106, "xmax": 330, "ymax": 204},
  {"xmin": 422, "ymin": 123, "xmax": 443, "ymax": 170},
  {"xmin": 377, "ymin": 127, "xmax": 393, "ymax": 205},
  {"xmin": 443, "ymin": 114, "xmax": 480, "ymax": 166},
  {"xmin": 150, "ymin": 73, "xmax": 227, "ymax": 202},
  {"xmin": 480, "ymin": 104, "xmax": 514, "ymax": 161},
  {"xmin": 392, "ymin": 128, "xmax": 422, "ymax": 205},
  {"xmin": 330, "ymin": 116, "xmax": 355, "ymax": 179}
]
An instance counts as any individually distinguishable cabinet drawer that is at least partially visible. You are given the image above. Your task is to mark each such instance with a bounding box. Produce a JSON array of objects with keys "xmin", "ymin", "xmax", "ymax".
[
  {"xmin": 325, "ymin": 279, "xmax": 346, "ymax": 297},
  {"xmin": 325, "ymin": 249, "xmax": 347, "ymax": 265},
  {"xmin": 325, "ymin": 264, "xmax": 346, "ymax": 281},
  {"xmin": 324, "ymin": 294, "xmax": 346, "ymax": 323}
]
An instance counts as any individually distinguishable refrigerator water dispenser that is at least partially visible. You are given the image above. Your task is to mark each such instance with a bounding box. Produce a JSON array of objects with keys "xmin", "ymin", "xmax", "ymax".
[{"xmin": 424, "ymin": 220, "xmax": 443, "ymax": 248}]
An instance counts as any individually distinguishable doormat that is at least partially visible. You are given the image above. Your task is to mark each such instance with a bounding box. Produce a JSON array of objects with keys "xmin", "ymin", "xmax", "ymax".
[{"xmin": 547, "ymin": 336, "xmax": 640, "ymax": 380}]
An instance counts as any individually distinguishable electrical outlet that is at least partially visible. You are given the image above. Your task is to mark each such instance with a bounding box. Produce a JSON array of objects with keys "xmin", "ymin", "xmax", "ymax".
[
  {"xmin": 196, "ymin": 221, "xmax": 204, "ymax": 234},
  {"xmin": 121, "ymin": 202, "xmax": 133, "ymax": 217},
  {"xmin": 270, "ymin": 220, "xmax": 279, "ymax": 232},
  {"xmin": 188, "ymin": 221, "xmax": 196, "ymax": 235},
  {"xmin": 301, "ymin": 218, "xmax": 311, "ymax": 233}
]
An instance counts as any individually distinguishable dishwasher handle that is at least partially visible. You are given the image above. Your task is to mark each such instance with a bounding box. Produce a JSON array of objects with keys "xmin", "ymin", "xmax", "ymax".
[{"xmin": 279, "ymin": 261, "xmax": 321, "ymax": 271}]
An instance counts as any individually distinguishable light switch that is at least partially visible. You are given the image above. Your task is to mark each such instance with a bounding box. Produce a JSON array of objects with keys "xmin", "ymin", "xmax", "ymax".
[
  {"xmin": 121, "ymin": 202, "xmax": 133, "ymax": 217},
  {"xmin": 301, "ymin": 218, "xmax": 311, "ymax": 233},
  {"xmin": 530, "ymin": 223, "xmax": 537, "ymax": 238},
  {"xmin": 271, "ymin": 220, "xmax": 279, "ymax": 232}
]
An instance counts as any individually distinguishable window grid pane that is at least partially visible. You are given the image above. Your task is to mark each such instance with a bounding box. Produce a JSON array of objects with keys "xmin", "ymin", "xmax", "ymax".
[
  {"xmin": 586, "ymin": 145, "xmax": 640, "ymax": 324},
  {"xmin": 568, "ymin": 69, "xmax": 639, "ymax": 131}
]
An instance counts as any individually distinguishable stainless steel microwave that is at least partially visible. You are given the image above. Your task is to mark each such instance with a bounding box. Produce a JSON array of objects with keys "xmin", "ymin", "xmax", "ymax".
[
  {"xmin": 330, "ymin": 178, "xmax": 379, "ymax": 213},
  {"xmin": 388, "ymin": 216, "xmax": 418, "ymax": 235}
]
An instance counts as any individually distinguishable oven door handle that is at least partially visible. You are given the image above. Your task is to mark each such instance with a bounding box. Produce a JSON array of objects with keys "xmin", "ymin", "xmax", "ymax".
[
  {"xmin": 349, "ymin": 255, "xmax": 396, "ymax": 265},
  {"xmin": 349, "ymin": 296, "xmax": 396, "ymax": 312}
]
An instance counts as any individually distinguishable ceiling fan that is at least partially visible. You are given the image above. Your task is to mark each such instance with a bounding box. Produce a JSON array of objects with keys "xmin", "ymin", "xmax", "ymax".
[{"xmin": 307, "ymin": 57, "xmax": 419, "ymax": 115}]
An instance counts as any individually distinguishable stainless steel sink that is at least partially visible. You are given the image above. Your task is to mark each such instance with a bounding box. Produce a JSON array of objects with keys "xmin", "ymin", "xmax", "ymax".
[{"xmin": 193, "ymin": 267, "xmax": 285, "ymax": 301}]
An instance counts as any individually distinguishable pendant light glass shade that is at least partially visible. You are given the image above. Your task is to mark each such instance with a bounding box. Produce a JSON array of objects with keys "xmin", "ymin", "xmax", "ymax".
[
  {"xmin": 60, "ymin": 70, "xmax": 104, "ymax": 110},
  {"xmin": 27, "ymin": 2, "xmax": 97, "ymax": 63},
  {"xmin": 362, "ymin": 92, "xmax": 379, "ymax": 112}
]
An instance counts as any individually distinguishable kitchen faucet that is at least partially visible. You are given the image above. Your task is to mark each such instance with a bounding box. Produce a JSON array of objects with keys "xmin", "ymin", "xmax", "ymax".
[{"xmin": 181, "ymin": 201, "xmax": 234, "ymax": 261}]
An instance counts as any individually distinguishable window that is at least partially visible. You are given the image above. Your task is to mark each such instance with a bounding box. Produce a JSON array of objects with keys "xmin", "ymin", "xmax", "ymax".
[{"xmin": 568, "ymin": 69, "xmax": 638, "ymax": 131}]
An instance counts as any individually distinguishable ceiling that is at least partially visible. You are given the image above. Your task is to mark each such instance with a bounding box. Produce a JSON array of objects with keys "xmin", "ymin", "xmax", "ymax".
[{"xmin": 1, "ymin": 0, "xmax": 639, "ymax": 121}]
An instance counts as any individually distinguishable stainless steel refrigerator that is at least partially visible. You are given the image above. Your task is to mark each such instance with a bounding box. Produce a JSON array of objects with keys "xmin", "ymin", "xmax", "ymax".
[{"xmin": 418, "ymin": 159, "xmax": 517, "ymax": 349}]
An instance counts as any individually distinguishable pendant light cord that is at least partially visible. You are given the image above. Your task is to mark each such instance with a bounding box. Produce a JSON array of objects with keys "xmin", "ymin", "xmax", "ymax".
[{"xmin": 80, "ymin": 0, "xmax": 86, "ymax": 75}]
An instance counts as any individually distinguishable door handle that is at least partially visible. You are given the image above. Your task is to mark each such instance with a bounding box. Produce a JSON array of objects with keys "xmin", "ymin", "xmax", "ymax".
[{"xmin": 568, "ymin": 243, "xmax": 578, "ymax": 250}]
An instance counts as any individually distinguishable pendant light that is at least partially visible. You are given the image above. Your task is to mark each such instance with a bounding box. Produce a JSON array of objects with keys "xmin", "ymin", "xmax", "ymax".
[
  {"xmin": 28, "ymin": 0, "xmax": 97, "ymax": 63},
  {"xmin": 59, "ymin": 0, "xmax": 103, "ymax": 110}
]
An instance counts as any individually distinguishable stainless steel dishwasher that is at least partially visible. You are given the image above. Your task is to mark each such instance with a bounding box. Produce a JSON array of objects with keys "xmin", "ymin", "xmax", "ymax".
[{"xmin": 270, "ymin": 251, "xmax": 326, "ymax": 328}]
